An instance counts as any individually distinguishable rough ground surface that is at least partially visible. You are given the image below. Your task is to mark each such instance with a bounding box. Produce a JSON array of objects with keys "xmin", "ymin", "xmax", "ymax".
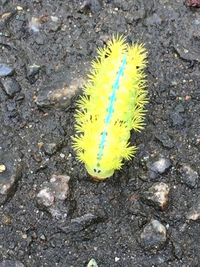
[{"xmin": 0, "ymin": 0, "xmax": 200, "ymax": 266}]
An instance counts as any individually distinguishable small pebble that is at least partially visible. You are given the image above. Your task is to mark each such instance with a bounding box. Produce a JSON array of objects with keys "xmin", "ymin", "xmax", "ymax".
[
  {"xmin": 87, "ymin": 259, "xmax": 98, "ymax": 267},
  {"xmin": 0, "ymin": 152, "xmax": 22, "ymax": 205},
  {"xmin": 26, "ymin": 64, "xmax": 40, "ymax": 84},
  {"xmin": 175, "ymin": 103, "xmax": 185, "ymax": 113},
  {"xmin": 35, "ymin": 34, "xmax": 45, "ymax": 45},
  {"xmin": 61, "ymin": 213, "xmax": 99, "ymax": 234},
  {"xmin": 36, "ymin": 79, "xmax": 82, "ymax": 109},
  {"xmin": 170, "ymin": 111, "xmax": 184, "ymax": 127},
  {"xmin": 155, "ymin": 132, "xmax": 174, "ymax": 149},
  {"xmin": 71, "ymin": 213, "xmax": 96, "ymax": 225},
  {"xmin": 0, "ymin": 12, "xmax": 13, "ymax": 23},
  {"xmin": 142, "ymin": 182, "xmax": 170, "ymax": 210},
  {"xmin": 149, "ymin": 158, "xmax": 171, "ymax": 179},
  {"xmin": 2, "ymin": 214, "xmax": 12, "ymax": 225},
  {"xmin": 15, "ymin": 93, "xmax": 25, "ymax": 102},
  {"xmin": 37, "ymin": 174, "xmax": 70, "ymax": 218},
  {"xmin": 145, "ymin": 13, "xmax": 162, "ymax": 26},
  {"xmin": 151, "ymin": 158, "xmax": 171, "ymax": 174},
  {"xmin": 0, "ymin": 164, "xmax": 6, "ymax": 173},
  {"xmin": 6, "ymin": 99, "xmax": 16, "ymax": 112},
  {"xmin": 60, "ymin": 153, "xmax": 65, "ymax": 159},
  {"xmin": 48, "ymin": 16, "xmax": 62, "ymax": 32},
  {"xmin": 40, "ymin": 234, "xmax": 46, "ymax": 241},
  {"xmin": 21, "ymin": 233, "xmax": 27, "ymax": 239},
  {"xmin": 0, "ymin": 64, "xmax": 14, "ymax": 77},
  {"xmin": 140, "ymin": 219, "xmax": 167, "ymax": 250},
  {"xmin": 37, "ymin": 187, "xmax": 55, "ymax": 207},
  {"xmin": 1, "ymin": 77, "xmax": 21, "ymax": 97},
  {"xmin": 80, "ymin": 0, "xmax": 102, "ymax": 13},
  {"xmin": 50, "ymin": 174, "xmax": 70, "ymax": 201},
  {"xmin": 179, "ymin": 164, "xmax": 199, "ymax": 188},
  {"xmin": 16, "ymin": 6, "xmax": 23, "ymax": 11},
  {"xmin": 186, "ymin": 196, "xmax": 200, "ymax": 221},
  {"xmin": 43, "ymin": 143, "xmax": 58, "ymax": 156},
  {"xmin": 51, "ymin": 16, "xmax": 59, "ymax": 22},
  {"xmin": 29, "ymin": 17, "xmax": 41, "ymax": 32},
  {"xmin": 114, "ymin": 257, "xmax": 120, "ymax": 262}
]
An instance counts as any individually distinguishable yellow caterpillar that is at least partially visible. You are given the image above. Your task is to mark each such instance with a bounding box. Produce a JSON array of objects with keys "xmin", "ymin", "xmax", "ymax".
[{"xmin": 72, "ymin": 35, "xmax": 148, "ymax": 180}]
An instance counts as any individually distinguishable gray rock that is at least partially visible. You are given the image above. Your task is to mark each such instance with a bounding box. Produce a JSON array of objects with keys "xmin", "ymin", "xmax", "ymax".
[
  {"xmin": 179, "ymin": 164, "xmax": 199, "ymax": 188},
  {"xmin": 36, "ymin": 79, "xmax": 82, "ymax": 109},
  {"xmin": 173, "ymin": 18, "xmax": 200, "ymax": 62},
  {"xmin": 186, "ymin": 195, "xmax": 200, "ymax": 221},
  {"xmin": 0, "ymin": 11, "xmax": 15, "ymax": 31},
  {"xmin": 80, "ymin": 0, "xmax": 103, "ymax": 13},
  {"xmin": 170, "ymin": 111, "xmax": 184, "ymax": 127},
  {"xmin": 26, "ymin": 64, "xmax": 41, "ymax": 84},
  {"xmin": 61, "ymin": 213, "xmax": 99, "ymax": 234},
  {"xmin": 15, "ymin": 93, "xmax": 25, "ymax": 102},
  {"xmin": 39, "ymin": 234, "xmax": 46, "ymax": 241},
  {"xmin": 149, "ymin": 158, "xmax": 171, "ymax": 179},
  {"xmin": 87, "ymin": 258, "xmax": 98, "ymax": 267},
  {"xmin": 142, "ymin": 182, "xmax": 170, "ymax": 210},
  {"xmin": 71, "ymin": 213, "xmax": 96, "ymax": 224},
  {"xmin": 43, "ymin": 143, "xmax": 59, "ymax": 156},
  {"xmin": 6, "ymin": 99, "xmax": 16, "ymax": 112},
  {"xmin": 140, "ymin": 219, "xmax": 167, "ymax": 250},
  {"xmin": 48, "ymin": 16, "xmax": 62, "ymax": 32},
  {"xmin": 35, "ymin": 34, "xmax": 45, "ymax": 45},
  {"xmin": 0, "ymin": 260, "xmax": 25, "ymax": 267},
  {"xmin": 0, "ymin": 85, "xmax": 7, "ymax": 102},
  {"xmin": 1, "ymin": 78, "xmax": 21, "ymax": 97},
  {"xmin": 155, "ymin": 132, "xmax": 174, "ymax": 149},
  {"xmin": 29, "ymin": 17, "xmax": 41, "ymax": 33},
  {"xmin": 145, "ymin": 13, "xmax": 162, "ymax": 26},
  {"xmin": 175, "ymin": 103, "xmax": 185, "ymax": 113},
  {"xmin": 49, "ymin": 174, "xmax": 70, "ymax": 201},
  {"xmin": 151, "ymin": 158, "xmax": 171, "ymax": 174},
  {"xmin": 37, "ymin": 174, "xmax": 70, "ymax": 218},
  {"xmin": 0, "ymin": 64, "xmax": 14, "ymax": 77},
  {"xmin": 37, "ymin": 187, "xmax": 55, "ymax": 207},
  {"xmin": 0, "ymin": 151, "xmax": 22, "ymax": 205}
]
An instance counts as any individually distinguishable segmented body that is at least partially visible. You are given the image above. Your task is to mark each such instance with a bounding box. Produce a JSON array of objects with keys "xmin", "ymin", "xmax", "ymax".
[{"xmin": 72, "ymin": 36, "xmax": 147, "ymax": 180}]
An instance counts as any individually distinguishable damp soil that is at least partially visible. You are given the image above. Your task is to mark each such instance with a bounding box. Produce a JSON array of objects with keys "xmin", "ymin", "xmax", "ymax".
[{"xmin": 0, "ymin": 0, "xmax": 200, "ymax": 267}]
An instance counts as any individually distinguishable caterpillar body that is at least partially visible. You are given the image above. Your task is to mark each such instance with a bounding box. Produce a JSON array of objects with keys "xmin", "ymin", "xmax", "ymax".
[{"xmin": 72, "ymin": 36, "xmax": 148, "ymax": 180}]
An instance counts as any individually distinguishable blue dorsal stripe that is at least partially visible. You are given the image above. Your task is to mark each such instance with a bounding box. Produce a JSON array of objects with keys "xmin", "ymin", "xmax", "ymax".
[
  {"xmin": 105, "ymin": 55, "xmax": 127, "ymax": 124},
  {"xmin": 97, "ymin": 130, "xmax": 107, "ymax": 159},
  {"xmin": 97, "ymin": 55, "xmax": 127, "ymax": 161}
]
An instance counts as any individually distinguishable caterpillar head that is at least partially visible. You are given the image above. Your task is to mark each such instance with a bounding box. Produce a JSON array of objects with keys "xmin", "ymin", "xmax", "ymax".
[{"xmin": 85, "ymin": 163, "xmax": 115, "ymax": 181}]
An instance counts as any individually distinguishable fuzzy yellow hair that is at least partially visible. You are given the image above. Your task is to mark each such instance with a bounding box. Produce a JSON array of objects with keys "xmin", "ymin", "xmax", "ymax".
[{"xmin": 72, "ymin": 35, "xmax": 148, "ymax": 180}]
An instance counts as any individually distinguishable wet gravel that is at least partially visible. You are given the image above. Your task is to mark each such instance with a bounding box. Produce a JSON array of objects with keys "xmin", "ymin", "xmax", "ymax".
[{"xmin": 0, "ymin": 0, "xmax": 200, "ymax": 266}]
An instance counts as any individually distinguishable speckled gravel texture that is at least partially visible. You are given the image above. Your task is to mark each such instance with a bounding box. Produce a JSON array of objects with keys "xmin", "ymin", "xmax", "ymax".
[{"xmin": 0, "ymin": 0, "xmax": 200, "ymax": 267}]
